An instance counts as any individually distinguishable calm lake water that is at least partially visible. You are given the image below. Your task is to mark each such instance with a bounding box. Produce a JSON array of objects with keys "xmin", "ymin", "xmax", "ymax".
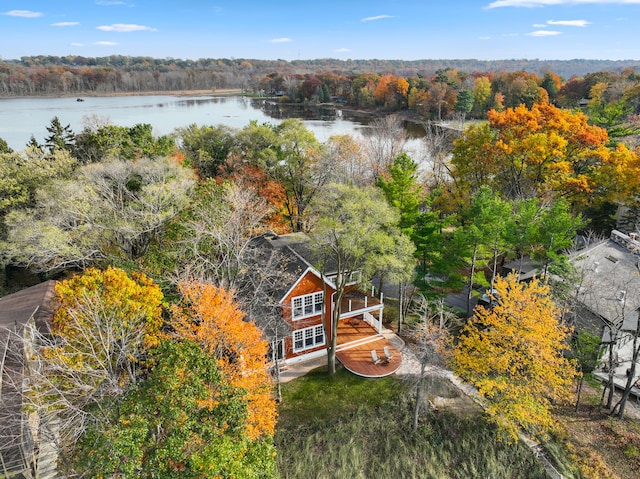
[{"xmin": 0, "ymin": 95, "xmax": 414, "ymax": 152}]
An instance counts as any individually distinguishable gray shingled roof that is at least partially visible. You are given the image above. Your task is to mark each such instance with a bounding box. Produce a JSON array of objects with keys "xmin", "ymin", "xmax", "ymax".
[
  {"xmin": 0, "ymin": 280, "xmax": 57, "ymax": 334},
  {"xmin": 571, "ymin": 236, "xmax": 640, "ymax": 334}
]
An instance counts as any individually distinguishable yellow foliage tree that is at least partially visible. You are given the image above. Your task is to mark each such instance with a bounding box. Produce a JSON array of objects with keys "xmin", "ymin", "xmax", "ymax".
[
  {"xmin": 170, "ymin": 282, "xmax": 276, "ymax": 439},
  {"xmin": 451, "ymin": 274, "xmax": 579, "ymax": 441},
  {"xmin": 451, "ymin": 102, "xmax": 639, "ymax": 209}
]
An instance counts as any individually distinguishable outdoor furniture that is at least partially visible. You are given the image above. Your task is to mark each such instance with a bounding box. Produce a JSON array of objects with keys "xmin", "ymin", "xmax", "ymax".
[
  {"xmin": 384, "ymin": 346, "xmax": 393, "ymax": 361},
  {"xmin": 371, "ymin": 349, "xmax": 381, "ymax": 365}
]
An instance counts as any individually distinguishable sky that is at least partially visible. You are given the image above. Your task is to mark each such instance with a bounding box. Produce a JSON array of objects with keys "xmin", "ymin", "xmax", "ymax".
[{"xmin": 1, "ymin": 0, "xmax": 640, "ymax": 62}]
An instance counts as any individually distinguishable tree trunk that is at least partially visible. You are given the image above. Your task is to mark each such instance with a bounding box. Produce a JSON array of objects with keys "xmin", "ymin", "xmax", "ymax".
[
  {"xmin": 413, "ymin": 361, "xmax": 427, "ymax": 432},
  {"xmin": 466, "ymin": 244, "xmax": 478, "ymax": 317},
  {"xmin": 398, "ymin": 283, "xmax": 404, "ymax": 335},
  {"xmin": 575, "ymin": 376, "xmax": 584, "ymax": 412}
]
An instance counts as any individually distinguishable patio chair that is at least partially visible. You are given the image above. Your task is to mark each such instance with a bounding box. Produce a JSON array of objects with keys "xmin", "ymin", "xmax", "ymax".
[
  {"xmin": 384, "ymin": 346, "xmax": 393, "ymax": 361},
  {"xmin": 371, "ymin": 349, "xmax": 381, "ymax": 365}
]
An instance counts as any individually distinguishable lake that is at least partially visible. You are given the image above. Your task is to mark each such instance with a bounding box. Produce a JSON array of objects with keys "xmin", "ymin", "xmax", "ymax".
[{"xmin": 0, "ymin": 95, "xmax": 424, "ymax": 156}]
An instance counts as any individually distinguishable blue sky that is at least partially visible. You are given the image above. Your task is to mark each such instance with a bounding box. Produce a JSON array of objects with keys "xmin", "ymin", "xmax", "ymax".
[{"xmin": 1, "ymin": 0, "xmax": 640, "ymax": 61}]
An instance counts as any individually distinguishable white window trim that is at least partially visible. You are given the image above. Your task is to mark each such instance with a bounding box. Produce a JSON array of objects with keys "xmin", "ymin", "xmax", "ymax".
[
  {"xmin": 293, "ymin": 325, "xmax": 325, "ymax": 353},
  {"xmin": 291, "ymin": 291, "xmax": 324, "ymax": 320}
]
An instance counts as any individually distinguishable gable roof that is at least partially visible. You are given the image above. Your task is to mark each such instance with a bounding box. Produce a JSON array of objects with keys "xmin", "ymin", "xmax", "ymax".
[
  {"xmin": 571, "ymin": 231, "xmax": 640, "ymax": 330},
  {"xmin": 0, "ymin": 280, "xmax": 57, "ymax": 334}
]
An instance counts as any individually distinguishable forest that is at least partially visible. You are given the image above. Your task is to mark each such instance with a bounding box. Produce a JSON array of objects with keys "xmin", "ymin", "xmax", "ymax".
[{"xmin": 1, "ymin": 55, "xmax": 640, "ymax": 477}]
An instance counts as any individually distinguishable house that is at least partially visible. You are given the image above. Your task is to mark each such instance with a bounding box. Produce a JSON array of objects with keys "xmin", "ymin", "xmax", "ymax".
[
  {"xmin": 0, "ymin": 281, "xmax": 58, "ymax": 479},
  {"xmin": 253, "ymin": 232, "xmax": 401, "ymax": 377},
  {"xmin": 569, "ymin": 230, "xmax": 640, "ymax": 393}
]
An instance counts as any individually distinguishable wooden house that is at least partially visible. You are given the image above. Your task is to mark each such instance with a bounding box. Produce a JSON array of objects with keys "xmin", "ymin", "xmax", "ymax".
[{"xmin": 253, "ymin": 232, "xmax": 399, "ymax": 375}]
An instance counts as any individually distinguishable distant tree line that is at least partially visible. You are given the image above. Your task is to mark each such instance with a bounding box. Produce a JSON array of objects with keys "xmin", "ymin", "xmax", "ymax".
[{"xmin": 3, "ymin": 56, "xmax": 640, "ymax": 131}]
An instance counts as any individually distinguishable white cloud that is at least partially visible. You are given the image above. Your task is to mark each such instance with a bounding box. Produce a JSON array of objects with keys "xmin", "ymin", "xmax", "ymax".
[
  {"xmin": 3, "ymin": 10, "xmax": 42, "ymax": 18},
  {"xmin": 335, "ymin": 48, "xmax": 352, "ymax": 52},
  {"xmin": 94, "ymin": 41, "xmax": 118, "ymax": 46},
  {"xmin": 487, "ymin": 0, "xmax": 640, "ymax": 8},
  {"xmin": 51, "ymin": 22, "xmax": 80, "ymax": 27},
  {"xmin": 269, "ymin": 37, "xmax": 292, "ymax": 43},
  {"xmin": 361, "ymin": 15, "xmax": 394, "ymax": 22},
  {"xmin": 527, "ymin": 29, "xmax": 562, "ymax": 36},
  {"xmin": 547, "ymin": 19, "xmax": 590, "ymax": 26},
  {"xmin": 479, "ymin": 36, "xmax": 492, "ymax": 40},
  {"xmin": 70, "ymin": 42, "xmax": 84, "ymax": 46},
  {"xmin": 97, "ymin": 23, "xmax": 156, "ymax": 32}
]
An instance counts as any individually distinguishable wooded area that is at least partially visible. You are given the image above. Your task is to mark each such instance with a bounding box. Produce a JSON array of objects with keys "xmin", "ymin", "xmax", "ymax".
[{"xmin": 2, "ymin": 54, "xmax": 640, "ymax": 476}]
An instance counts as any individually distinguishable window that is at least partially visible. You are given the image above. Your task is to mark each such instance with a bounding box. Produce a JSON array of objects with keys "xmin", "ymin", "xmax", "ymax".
[
  {"xmin": 291, "ymin": 292, "xmax": 323, "ymax": 320},
  {"xmin": 293, "ymin": 325, "xmax": 325, "ymax": 353}
]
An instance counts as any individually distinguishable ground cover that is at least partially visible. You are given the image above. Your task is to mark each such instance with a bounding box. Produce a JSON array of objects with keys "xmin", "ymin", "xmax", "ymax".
[
  {"xmin": 275, "ymin": 366, "xmax": 548, "ymax": 479},
  {"xmin": 547, "ymin": 382, "xmax": 640, "ymax": 479}
]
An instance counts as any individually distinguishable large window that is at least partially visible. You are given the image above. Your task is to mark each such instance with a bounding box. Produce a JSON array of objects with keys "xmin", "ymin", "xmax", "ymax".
[
  {"xmin": 293, "ymin": 325, "xmax": 325, "ymax": 353},
  {"xmin": 291, "ymin": 292, "xmax": 323, "ymax": 320}
]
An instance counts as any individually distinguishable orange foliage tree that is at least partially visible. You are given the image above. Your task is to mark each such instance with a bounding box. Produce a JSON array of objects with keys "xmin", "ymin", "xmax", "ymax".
[
  {"xmin": 451, "ymin": 102, "xmax": 639, "ymax": 208},
  {"xmin": 169, "ymin": 282, "xmax": 276, "ymax": 439},
  {"xmin": 451, "ymin": 274, "xmax": 579, "ymax": 441}
]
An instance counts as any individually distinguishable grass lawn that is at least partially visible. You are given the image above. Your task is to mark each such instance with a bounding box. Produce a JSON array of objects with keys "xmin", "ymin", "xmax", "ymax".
[{"xmin": 275, "ymin": 365, "xmax": 548, "ymax": 479}]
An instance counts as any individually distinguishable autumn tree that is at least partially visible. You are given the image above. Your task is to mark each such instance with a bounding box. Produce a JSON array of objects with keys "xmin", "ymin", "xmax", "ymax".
[
  {"xmin": 450, "ymin": 103, "xmax": 637, "ymax": 208},
  {"xmin": 72, "ymin": 339, "xmax": 277, "ymax": 479},
  {"xmin": 170, "ymin": 282, "xmax": 277, "ymax": 439},
  {"xmin": 309, "ymin": 183, "xmax": 415, "ymax": 375},
  {"xmin": 236, "ymin": 119, "xmax": 327, "ymax": 232},
  {"xmin": 323, "ymin": 134, "xmax": 369, "ymax": 186},
  {"xmin": 452, "ymin": 274, "xmax": 579, "ymax": 440},
  {"xmin": 26, "ymin": 267, "xmax": 164, "ymax": 460}
]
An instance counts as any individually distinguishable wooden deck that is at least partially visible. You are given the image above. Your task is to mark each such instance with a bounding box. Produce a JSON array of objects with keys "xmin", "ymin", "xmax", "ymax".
[{"xmin": 335, "ymin": 319, "xmax": 402, "ymax": 378}]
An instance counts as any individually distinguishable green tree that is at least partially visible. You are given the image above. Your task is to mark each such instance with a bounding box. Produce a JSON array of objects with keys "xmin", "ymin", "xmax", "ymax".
[
  {"xmin": 0, "ymin": 137, "xmax": 12, "ymax": 154},
  {"xmin": 377, "ymin": 152, "xmax": 422, "ymax": 234},
  {"xmin": 74, "ymin": 123, "xmax": 175, "ymax": 162},
  {"xmin": 458, "ymin": 187, "xmax": 511, "ymax": 316},
  {"xmin": 309, "ymin": 183, "xmax": 415, "ymax": 375},
  {"xmin": 237, "ymin": 119, "xmax": 326, "ymax": 232},
  {"xmin": 72, "ymin": 339, "xmax": 277, "ymax": 478},
  {"xmin": 455, "ymin": 89, "xmax": 474, "ymax": 127},
  {"xmin": 452, "ymin": 274, "xmax": 579, "ymax": 441},
  {"xmin": 45, "ymin": 115, "xmax": 75, "ymax": 152},
  {"xmin": 531, "ymin": 198, "xmax": 585, "ymax": 277},
  {"xmin": 2, "ymin": 156, "xmax": 195, "ymax": 273},
  {"xmin": 568, "ymin": 331, "xmax": 601, "ymax": 412},
  {"xmin": 177, "ymin": 123, "xmax": 237, "ymax": 178}
]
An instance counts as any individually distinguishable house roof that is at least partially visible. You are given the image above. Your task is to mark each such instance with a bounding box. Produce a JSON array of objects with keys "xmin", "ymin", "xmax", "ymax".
[
  {"xmin": 502, "ymin": 256, "xmax": 539, "ymax": 281},
  {"xmin": 0, "ymin": 280, "xmax": 57, "ymax": 334},
  {"xmin": 250, "ymin": 232, "xmax": 317, "ymax": 303},
  {"xmin": 571, "ymin": 232, "xmax": 640, "ymax": 330}
]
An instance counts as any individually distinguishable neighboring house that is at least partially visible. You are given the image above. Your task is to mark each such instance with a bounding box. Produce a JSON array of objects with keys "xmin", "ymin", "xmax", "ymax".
[
  {"xmin": 253, "ymin": 232, "xmax": 386, "ymax": 366},
  {"xmin": 569, "ymin": 230, "xmax": 640, "ymax": 392},
  {"xmin": 0, "ymin": 280, "xmax": 58, "ymax": 479}
]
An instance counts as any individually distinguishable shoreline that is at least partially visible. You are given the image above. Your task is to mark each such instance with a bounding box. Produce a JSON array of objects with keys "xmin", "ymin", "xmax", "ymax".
[{"xmin": 0, "ymin": 88, "xmax": 244, "ymax": 100}]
